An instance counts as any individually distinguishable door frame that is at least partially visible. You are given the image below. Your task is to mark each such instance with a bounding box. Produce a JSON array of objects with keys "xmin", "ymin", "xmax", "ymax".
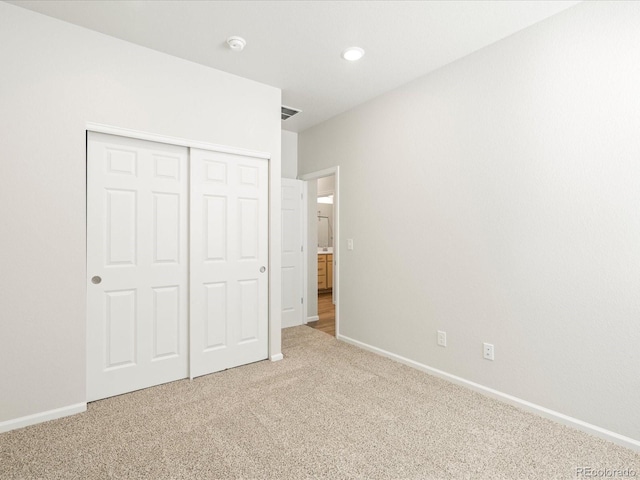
[
  {"xmin": 299, "ymin": 166, "xmax": 340, "ymax": 337},
  {"xmin": 85, "ymin": 121, "xmax": 282, "ymax": 399}
]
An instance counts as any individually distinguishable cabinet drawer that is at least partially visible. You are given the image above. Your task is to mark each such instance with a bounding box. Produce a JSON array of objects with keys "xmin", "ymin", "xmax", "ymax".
[
  {"xmin": 317, "ymin": 255, "xmax": 326, "ymax": 264},
  {"xmin": 317, "ymin": 263, "xmax": 327, "ymax": 275},
  {"xmin": 326, "ymin": 254, "xmax": 333, "ymax": 262},
  {"xmin": 318, "ymin": 277, "xmax": 327, "ymax": 289}
]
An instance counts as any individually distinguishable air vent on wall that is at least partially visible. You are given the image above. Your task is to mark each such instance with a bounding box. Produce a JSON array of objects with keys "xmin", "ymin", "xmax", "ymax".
[{"xmin": 281, "ymin": 105, "xmax": 301, "ymax": 121}]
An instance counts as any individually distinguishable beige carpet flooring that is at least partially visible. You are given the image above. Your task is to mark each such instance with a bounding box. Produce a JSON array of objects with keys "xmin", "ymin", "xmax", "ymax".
[{"xmin": 1, "ymin": 326, "xmax": 638, "ymax": 479}]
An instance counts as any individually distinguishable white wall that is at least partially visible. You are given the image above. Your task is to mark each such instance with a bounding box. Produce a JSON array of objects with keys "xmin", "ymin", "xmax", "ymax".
[
  {"xmin": 299, "ymin": 1, "xmax": 640, "ymax": 443},
  {"xmin": 317, "ymin": 175, "xmax": 334, "ymax": 196},
  {"xmin": 0, "ymin": 3, "xmax": 281, "ymax": 427},
  {"xmin": 281, "ymin": 130, "xmax": 298, "ymax": 179}
]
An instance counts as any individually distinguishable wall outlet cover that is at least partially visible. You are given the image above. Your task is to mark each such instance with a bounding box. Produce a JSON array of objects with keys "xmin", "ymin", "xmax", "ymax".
[{"xmin": 483, "ymin": 343, "xmax": 494, "ymax": 361}]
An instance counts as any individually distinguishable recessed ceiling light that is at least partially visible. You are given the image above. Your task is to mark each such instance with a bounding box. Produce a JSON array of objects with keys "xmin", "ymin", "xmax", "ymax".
[
  {"xmin": 342, "ymin": 47, "xmax": 365, "ymax": 62},
  {"xmin": 227, "ymin": 36, "xmax": 246, "ymax": 52}
]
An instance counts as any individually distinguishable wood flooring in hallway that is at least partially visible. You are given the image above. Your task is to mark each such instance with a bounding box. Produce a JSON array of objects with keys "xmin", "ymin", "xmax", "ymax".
[{"xmin": 307, "ymin": 291, "xmax": 335, "ymax": 337}]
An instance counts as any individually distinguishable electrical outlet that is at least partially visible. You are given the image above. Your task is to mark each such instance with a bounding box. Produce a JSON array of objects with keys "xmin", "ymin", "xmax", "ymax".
[
  {"xmin": 437, "ymin": 330, "xmax": 447, "ymax": 347},
  {"xmin": 483, "ymin": 343, "xmax": 494, "ymax": 361},
  {"xmin": 347, "ymin": 239, "xmax": 354, "ymax": 250}
]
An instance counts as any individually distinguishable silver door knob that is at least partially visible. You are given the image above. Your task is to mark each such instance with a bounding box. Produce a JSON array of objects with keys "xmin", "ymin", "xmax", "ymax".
[
  {"xmin": 260, "ymin": 266, "xmax": 266, "ymax": 273},
  {"xmin": 91, "ymin": 276, "xmax": 102, "ymax": 284}
]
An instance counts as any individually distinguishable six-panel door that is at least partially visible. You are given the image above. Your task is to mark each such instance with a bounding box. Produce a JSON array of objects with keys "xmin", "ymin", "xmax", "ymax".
[
  {"xmin": 87, "ymin": 132, "xmax": 189, "ymax": 401},
  {"xmin": 189, "ymin": 149, "xmax": 269, "ymax": 378},
  {"xmin": 281, "ymin": 179, "xmax": 303, "ymax": 328}
]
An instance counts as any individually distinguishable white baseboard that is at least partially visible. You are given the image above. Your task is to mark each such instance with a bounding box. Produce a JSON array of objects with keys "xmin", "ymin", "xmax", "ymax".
[
  {"xmin": 337, "ymin": 334, "xmax": 640, "ymax": 452},
  {"xmin": 270, "ymin": 353, "xmax": 284, "ymax": 362},
  {"xmin": 0, "ymin": 403, "xmax": 86, "ymax": 434},
  {"xmin": 307, "ymin": 315, "xmax": 319, "ymax": 323}
]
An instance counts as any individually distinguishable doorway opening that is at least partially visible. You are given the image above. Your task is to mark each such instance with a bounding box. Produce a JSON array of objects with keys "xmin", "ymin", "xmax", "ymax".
[{"xmin": 300, "ymin": 167, "xmax": 339, "ymax": 338}]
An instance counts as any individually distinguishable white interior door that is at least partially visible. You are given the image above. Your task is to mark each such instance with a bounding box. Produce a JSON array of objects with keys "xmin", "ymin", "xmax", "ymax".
[
  {"xmin": 281, "ymin": 179, "xmax": 304, "ymax": 328},
  {"xmin": 87, "ymin": 132, "xmax": 188, "ymax": 402},
  {"xmin": 190, "ymin": 149, "xmax": 269, "ymax": 378}
]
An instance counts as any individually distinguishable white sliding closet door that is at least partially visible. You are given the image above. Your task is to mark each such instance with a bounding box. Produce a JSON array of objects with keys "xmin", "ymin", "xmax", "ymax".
[
  {"xmin": 87, "ymin": 132, "xmax": 189, "ymax": 402},
  {"xmin": 190, "ymin": 149, "xmax": 269, "ymax": 378}
]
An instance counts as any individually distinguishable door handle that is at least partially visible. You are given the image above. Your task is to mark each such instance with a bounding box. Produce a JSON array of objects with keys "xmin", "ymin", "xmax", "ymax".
[
  {"xmin": 260, "ymin": 266, "xmax": 266, "ymax": 273},
  {"xmin": 91, "ymin": 276, "xmax": 102, "ymax": 285}
]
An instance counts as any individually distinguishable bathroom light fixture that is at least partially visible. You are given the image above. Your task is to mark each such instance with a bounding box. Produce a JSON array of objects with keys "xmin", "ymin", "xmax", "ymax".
[
  {"xmin": 227, "ymin": 36, "xmax": 246, "ymax": 52},
  {"xmin": 341, "ymin": 47, "xmax": 365, "ymax": 61},
  {"xmin": 318, "ymin": 195, "xmax": 333, "ymax": 204}
]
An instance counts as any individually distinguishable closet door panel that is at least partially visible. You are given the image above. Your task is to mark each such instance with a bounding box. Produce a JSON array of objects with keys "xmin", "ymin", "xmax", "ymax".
[
  {"xmin": 190, "ymin": 149, "xmax": 268, "ymax": 378},
  {"xmin": 87, "ymin": 132, "xmax": 188, "ymax": 402}
]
